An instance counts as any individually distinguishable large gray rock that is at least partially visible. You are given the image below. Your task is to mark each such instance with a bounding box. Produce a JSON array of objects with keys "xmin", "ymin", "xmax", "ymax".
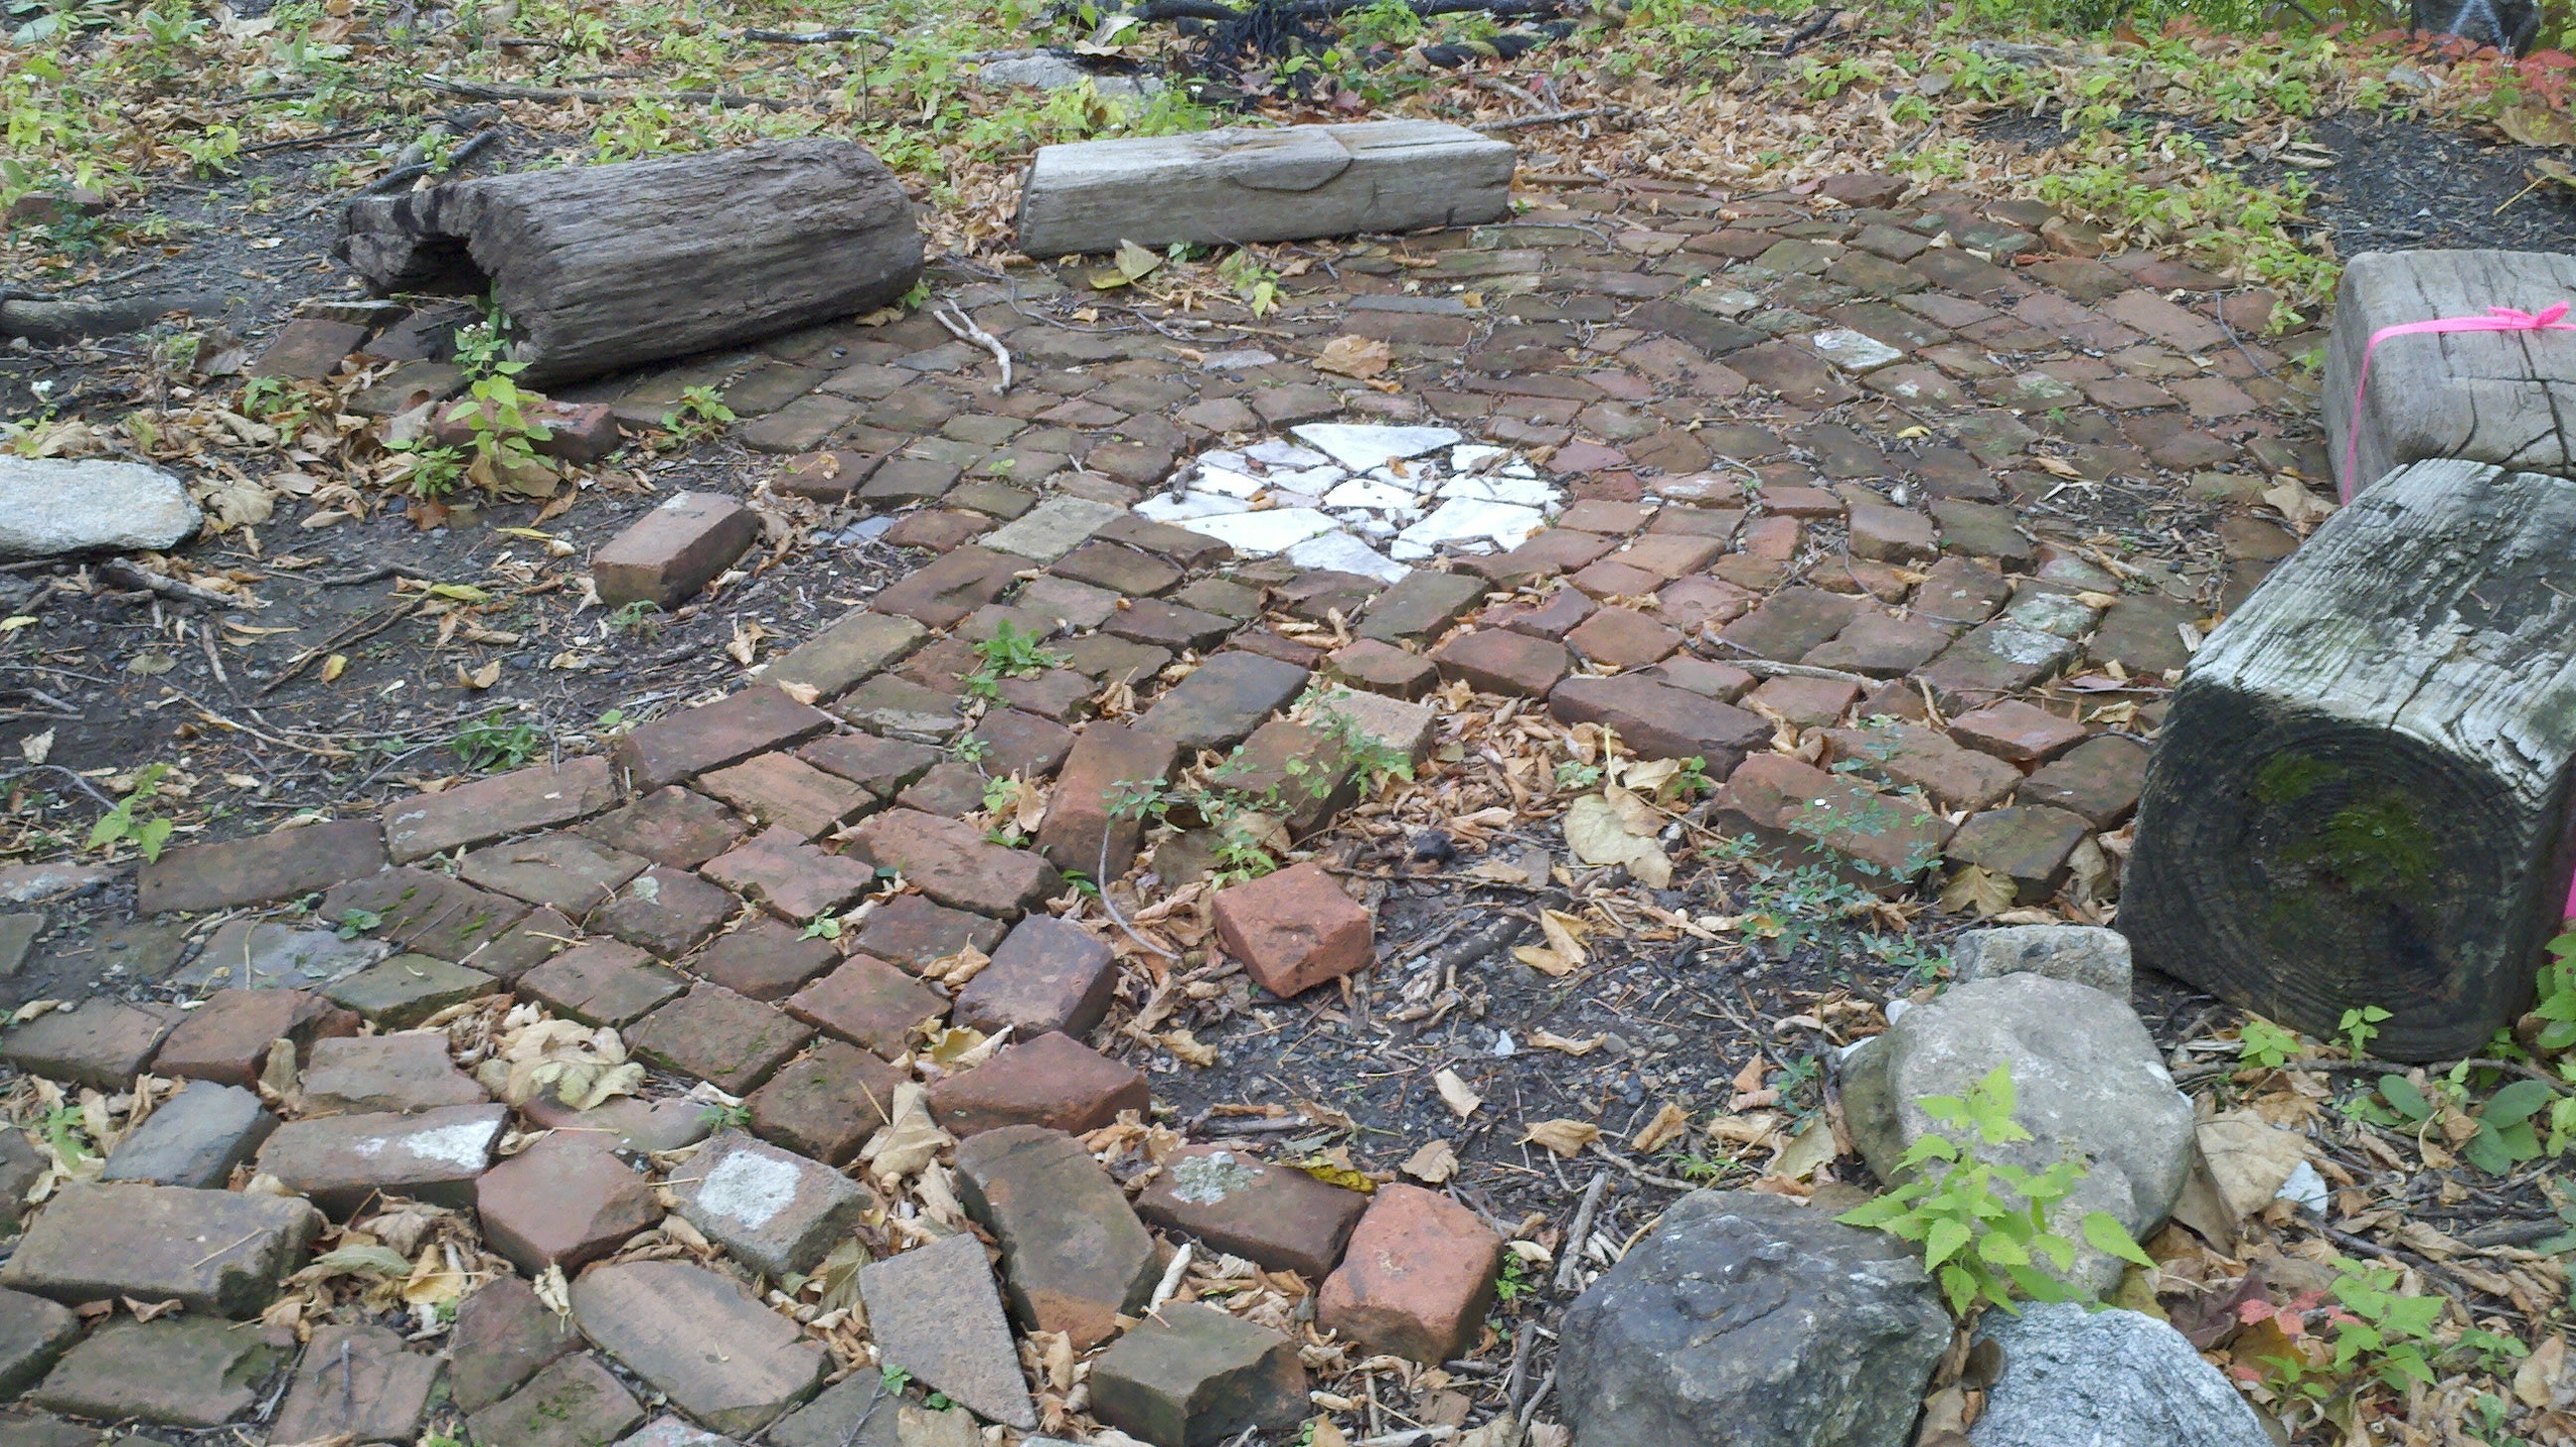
[
  {"xmin": 0, "ymin": 458, "xmax": 202, "ymax": 559},
  {"xmin": 1951, "ymin": 924, "xmax": 2131, "ymax": 996},
  {"xmin": 1558, "ymin": 1191, "xmax": 1948, "ymax": 1447},
  {"xmin": 1841, "ymin": 975, "xmax": 2192, "ymax": 1294},
  {"xmin": 1970, "ymin": 1303, "xmax": 2271, "ymax": 1447}
]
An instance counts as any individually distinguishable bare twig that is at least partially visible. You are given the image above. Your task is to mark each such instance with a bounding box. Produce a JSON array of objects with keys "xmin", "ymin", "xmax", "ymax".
[
  {"xmin": 1553, "ymin": 1169, "xmax": 1609, "ymax": 1294},
  {"xmin": 742, "ymin": 27, "xmax": 877, "ymax": 42},
  {"xmin": 1473, "ymin": 107, "xmax": 1622, "ymax": 132},
  {"xmin": 97, "ymin": 560, "xmax": 240, "ymax": 609},
  {"xmin": 315, "ymin": 563, "xmax": 432, "ymax": 588},
  {"xmin": 362, "ymin": 129, "xmax": 504, "ymax": 196},
  {"xmin": 931, "ymin": 303, "xmax": 1014, "ymax": 395},
  {"xmin": 422, "ymin": 75, "xmax": 810, "ymax": 111}
]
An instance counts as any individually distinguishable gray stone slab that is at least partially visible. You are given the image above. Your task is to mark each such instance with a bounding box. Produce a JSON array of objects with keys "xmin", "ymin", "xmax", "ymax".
[
  {"xmin": 0, "ymin": 1181, "xmax": 317, "ymax": 1317},
  {"xmin": 99, "ymin": 1079, "xmax": 276, "ymax": 1188},
  {"xmin": 667, "ymin": 1130, "xmax": 867, "ymax": 1279},
  {"xmin": 858, "ymin": 1232, "xmax": 1038, "ymax": 1430}
]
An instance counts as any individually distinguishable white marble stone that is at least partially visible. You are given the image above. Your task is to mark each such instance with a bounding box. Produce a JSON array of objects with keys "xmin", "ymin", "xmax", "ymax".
[
  {"xmin": 1172, "ymin": 506, "xmax": 1339, "ymax": 555},
  {"xmin": 1440, "ymin": 473, "xmax": 1560, "ymax": 509},
  {"xmin": 1450, "ymin": 443, "xmax": 1513, "ymax": 473},
  {"xmin": 1805, "ymin": 328, "xmax": 1904, "ymax": 374},
  {"xmin": 1394, "ymin": 497, "xmax": 1548, "ymax": 557},
  {"xmin": 1193, "ymin": 464, "xmax": 1269, "ymax": 499},
  {"xmin": 1201, "ymin": 349, "xmax": 1278, "ymax": 370},
  {"xmin": 1290, "ymin": 422, "xmax": 1463, "ymax": 472},
  {"xmin": 1323, "ymin": 478, "xmax": 1421, "ymax": 512},
  {"xmin": 1137, "ymin": 490, "xmax": 1251, "ymax": 522},
  {"xmin": 1285, "ymin": 529, "xmax": 1410, "ymax": 583},
  {"xmin": 1271, "ymin": 464, "xmax": 1350, "ymax": 491},
  {"xmin": 1244, "ymin": 439, "xmax": 1329, "ymax": 468}
]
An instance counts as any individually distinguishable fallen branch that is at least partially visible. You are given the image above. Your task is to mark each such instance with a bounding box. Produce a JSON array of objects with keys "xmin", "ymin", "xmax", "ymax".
[
  {"xmin": 1130, "ymin": 0, "xmax": 1567, "ymax": 19},
  {"xmin": 361, "ymin": 129, "xmax": 504, "ymax": 197},
  {"xmin": 932, "ymin": 303, "xmax": 1014, "ymax": 395},
  {"xmin": 1552, "ymin": 1169, "xmax": 1610, "ymax": 1294},
  {"xmin": 742, "ymin": 27, "xmax": 877, "ymax": 42},
  {"xmin": 1473, "ymin": 106, "xmax": 1620, "ymax": 131},
  {"xmin": 97, "ymin": 560, "xmax": 242, "ymax": 609},
  {"xmin": 420, "ymin": 76, "xmax": 811, "ymax": 112}
]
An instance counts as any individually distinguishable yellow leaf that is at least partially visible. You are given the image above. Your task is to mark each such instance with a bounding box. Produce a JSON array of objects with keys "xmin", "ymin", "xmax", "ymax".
[
  {"xmin": 1939, "ymin": 864, "xmax": 2016, "ymax": 918},
  {"xmin": 1160, "ymin": 1028, "xmax": 1215, "ymax": 1066},
  {"xmin": 1632, "ymin": 1102, "xmax": 1690, "ymax": 1154},
  {"xmin": 424, "ymin": 582, "xmax": 490, "ymax": 603},
  {"xmin": 2499, "ymin": 104, "xmax": 2576, "ymax": 148},
  {"xmin": 0, "ymin": 616, "xmax": 37, "ymax": 632},
  {"xmin": 1513, "ymin": 944, "xmax": 1575, "ymax": 976},
  {"xmin": 1539, "ymin": 909, "xmax": 1589, "ymax": 967},
  {"xmin": 1434, "ymin": 1067, "xmax": 1483, "ymax": 1119},
  {"xmin": 1294, "ymin": 1156, "xmax": 1377, "ymax": 1193},
  {"xmin": 461, "ymin": 660, "xmax": 502, "ymax": 690},
  {"xmin": 1531, "ymin": 1029, "xmax": 1602, "ymax": 1055},
  {"xmin": 1115, "ymin": 239, "xmax": 1164, "ymax": 282},
  {"xmin": 1562, "ymin": 794, "xmax": 1672, "ymax": 887},
  {"xmin": 320, "ymin": 654, "xmax": 347, "ymax": 683},
  {"xmin": 1314, "ymin": 1419, "xmax": 1351, "ymax": 1447},
  {"xmin": 1524, "ymin": 1119, "xmax": 1601, "ymax": 1157},
  {"xmin": 2515, "ymin": 1332, "xmax": 2567, "ymax": 1408},
  {"xmin": 1766, "ymin": 1118, "xmax": 1836, "ymax": 1182}
]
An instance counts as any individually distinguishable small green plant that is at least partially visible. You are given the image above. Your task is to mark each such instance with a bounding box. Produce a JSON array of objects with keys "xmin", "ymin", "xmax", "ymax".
[
  {"xmin": 334, "ymin": 907, "xmax": 384, "ymax": 940},
  {"xmin": 698, "ymin": 1101, "xmax": 752, "ymax": 1131},
  {"xmin": 880, "ymin": 1365, "xmax": 914, "ymax": 1395},
  {"xmin": 451, "ymin": 316, "xmax": 511, "ymax": 380},
  {"xmin": 1216, "ymin": 248, "xmax": 1281, "ymax": 318},
  {"xmin": 452, "ymin": 711, "xmax": 542, "ymax": 773},
  {"xmin": 40, "ymin": 1102, "xmax": 90, "ymax": 1165},
  {"xmin": 800, "ymin": 914, "xmax": 844, "ymax": 941},
  {"xmin": 962, "ymin": 621, "xmax": 1065, "ymax": 701},
  {"xmin": 2242, "ymin": 1258, "xmax": 2457, "ymax": 1399},
  {"xmin": 2238, "ymin": 1017, "xmax": 2303, "ymax": 1070},
  {"xmin": 87, "ymin": 762, "xmax": 174, "ymax": 863},
  {"xmin": 2349, "ymin": 1071, "xmax": 2554, "ymax": 1175},
  {"xmin": 441, "ymin": 368, "xmax": 557, "ymax": 491},
  {"xmin": 604, "ymin": 601, "xmax": 664, "ymax": 638},
  {"xmin": 391, "ymin": 441, "xmax": 467, "ymax": 499},
  {"xmin": 1674, "ymin": 756, "xmax": 1715, "ymax": 798},
  {"xmin": 1340, "ymin": 0, "xmax": 1425, "ymax": 47},
  {"xmin": 1492, "ymin": 1251, "xmax": 1532, "ymax": 1306},
  {"xmin": 2529, "ymin": 929, "xmax": 2576, "ymax": 1053},
  {"xmin": 661, "ymin": 385, "xmax": 735, "ymax": 445},
  {"xmin": 948, "ymin": 733, "xmax": 991, "ymax": 767},
  {"xmin": 2339, "ymin": 1004, "xmax": 2391, "ymax": 1061},
  {"xmin": 1837, "ymin": 1063, "xmax": 2153, "ymax": 1317},
  {"xmin": 1555, "ymin": 760, "xmax": 1604, "ymax": 790}
]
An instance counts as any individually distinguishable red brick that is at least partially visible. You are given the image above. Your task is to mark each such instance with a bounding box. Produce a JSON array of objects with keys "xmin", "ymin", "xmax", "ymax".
[
  {"xmin": 614, "ymin": 688, "xmax": 835, "ymax": 791},
  {"xmin": 250, "ymin": 318, "xmax": 368, "ymax": 381},
  {"xmin": 1945, "ymin": 805, "xmax": 2092, "ymax": 902},
  {"xmin": 1135, "ymin": 1146, "xmax": 1369, "ymax": 1280},
  {"xmin": 885, "ymin": 510, "xmax": 996, "ymax": 553},
  {"xmin": 2015, "ymin": 734, "xmax": 2147, "ymax": 828},
  {"xmin": 1432, "ymin": 629, "xmax": 1570, "ymax": 699},
  {"xmin": 1547, "ymin": 676, "xmax": 1771, "ymax": 765},
  {"xmin": 1, "ymin": 1000, "xmax": 179, "ymax": 1089},
  {"xmin": 1563, "ymin": 608, "xmax": 1683, "ymax": 671},
  {"xmin": 475, "ymin": 1133, "xmax": 660, "ymax": 1274},
  {"xmin": 1475, "ymin": 529, "xmax": 1619, "ymax": 583},
  {"xmin": 1037, "ymin": 724, "xmax": 1183, "ymax": 875},
  {"xmin": 928, "ymin": 1033, "xmax": 1150, "ymax": 1137},
  {"xmin": 1317, "ymin": 1185, "xmax": 1502, "ymax": 1364},
  {"xmin": 745, "ymin": 1040, "xmax": 903, "ymax": 1165},
  {"xmin": 256, "ymin": 1103, "xmax": 508, "ymax": 1213},
  {"xmin": 628, "ymin": 983, "xmax": 814, "ymax": 1094},
  {"xmin": 1656, "ymin": 575, "xmax": 1758, "ymax": 633},
  {"xmin": 799, "ymin": 732, "xmax": 942, "ymax": 797},
  {"xmin": 1949, "ymin": 700, "xmax": 2087, "ymax": 763},
  {"xmin": 703, "ymin": 827, "xmax": 876, "ymax": 922},
  {"xmin": 576, "ymin": 787, "xmax": 747, "ymax": 871},
  {"xmin": 847, "ymin": 809, "xmax": 1061, "ymax": 918},
  {"xmin": 691, "ymin": 915, "xmax": 839, "ymax": 1001},
  {"xmin": 458, "ymin": 833, "xmax": 648, "ymax": 914},
  {"xmin": 1650, "ymin": 656, "xmax": 1754, "ymax": 701},
  {"xmin": 154, "ymin": 989, "xmax": 358, "ymax": 1088},
  {"xmin": 776, "ymin": 450, "xmax": 882, "ymax": 503},
  {"xmin": 1212, "ymin": 863, "xmax": 1371, "ymax": 998},
  {"xmin": 449, "ymin": 1279, "xmax": 578, "ymax": 1413},
  {"xmin": 697, "ymin": 751, "xmax": 877, "ymax": 841},
  {"xmin": 588, "ymin": 866, "xmax": 734, "ymax": 958},
  {"xmin": 1744, "ymin": 675, "xmax": 1861, "ymax": 729},
  {"xmin": 1488, "ymin": 587, "xmax": 1597, "ymax": 642},
  {"xmin": 138, "ymin": 819, "xmax": 387, "ymax": 914},
  {"xmin": 1847, "ymin": 504, "xmax": 1939, "ymax": 563},
  {"xmin": 970, "ymin": 710, "xmax": 1077, "ymax": 781},
  {"xmin": 1712, "ymin": 753, "xmax": 1950, "ymax": 892},
  {"xmin": 1803, "ymin": 610, "xmax": 1954, "ymax": 677},
  {"xmin": 1717, "ymin": 587, "xmax": 1860, "ymax": 662},
  {"xmin": 787, "ymin": 954, "xmax": 946, "ymax": 1056},
  {"xmin": 519, "ymin": 942, "xmax": 688, "ymax": 1028},
  {"xmin": 1327, "ymin": 640, "xmax": 1437, "ymax": 700},
  {"xmin": 869, "ymin": 547, "xmax": 1023, "ymax": 631},
  {"xmin": 1612, "ymin": 534, "xmax": 1727, "ymax": 580},
  {"xmin": 592, "ymin": 492, "xmax": 758, "ymax": 609},
  {"xmin": 853, "ymin": 893, "xmax": 1007, "ymax": 972},
  {"xmin": 1823, "ymin": 722, "xmax": 2020, "ymax": 812},
  {"xmin": 298, "ymin": 1034, "xmax": 487, "ymax": 1115},
  {"xmin": 953, "ymin": 915, "xmax": 1117, "ymax": 1039},
  {"xmin": 382, "ymin": 758, "xmax": 621, "ymax": 865}
]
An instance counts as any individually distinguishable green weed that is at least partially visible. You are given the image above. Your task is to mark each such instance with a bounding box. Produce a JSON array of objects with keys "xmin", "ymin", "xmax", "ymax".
[
  {"xmin": 86, "ymin": 762, "xmax": 173, "ymax": 863},
  {"xmin": 452, "ymin": 711, "xmax": 542, "ymax": 773}
]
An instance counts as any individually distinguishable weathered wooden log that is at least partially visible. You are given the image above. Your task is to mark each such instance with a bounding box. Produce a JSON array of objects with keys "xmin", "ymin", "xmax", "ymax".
[
  {"xmin": 2323, "ymin": 249, "xmax": 2576, "ymax": 497},
  {"xmin": 337, "ymin": 138, "xmax": 921, "ymax": 388},
  {"xmin": 1014, "ymin": 120, "xmax": 1514, "ymax": 257},
  {"xmin": 2123, "ymin": 459, "xmax": 2576, "ymax": 1059}
]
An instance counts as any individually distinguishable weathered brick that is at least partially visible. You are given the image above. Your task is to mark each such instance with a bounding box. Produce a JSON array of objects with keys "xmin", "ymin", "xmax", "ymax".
[
  {"xmin": 787, "ymin": 954, "xmax": 945, "ymax": 1056},
  {"xmin": 1211, "ymin": 863, "xmax": 1372, "ymax": 998},
  {"xmin": 799, "ymin": 733, "xmax": 942, "ymax": 798},
  {"xmin": 699, "ymin": 752, "xmax": 878, "ymax": 840},
  {"xmin": 669, "ymin": 1131, "xmax": 868, "ymax": 1279},
  {"xmin": 1824, "ymin": 722, "xmax": 2020, "ymax": 813},
  {"xmin": 97, "ymin": 1081, "xmax": 275, "ymax": 1190},
  {"xmin": 869, "ymin": 547, "xmax": 1022, "ymax": 630},
  {"xmin": 847, "ymin": 810, "xmax": 1061, "ymax": 918},
  {"xmin": 1744, "ymin": 674, "xmax": 1862, "ymax": 729},
  {"xmin": 0, "ymin": 1289, "xmax": 79, "ymax": 1398},
  {"xmin": 1949, "ymin": 699, "xmax": 2088, "ymax": 763},
  {"xmin": 250, "ymin": 318, "xmax": 369, "ymax": 380},
  {"xmin": 1432, "ymin": 629, "xmax": 1571, "ymax": 698},
  {"xmin": 297, "ymin": 1032, "xmax": 487, "ymax": 1114},
  {"xmin": 836, "ymin": 674, "xmax": 966, "ymax": 739},
  {"xmin": 1, "ymin": 999, "xmax": 180, "ymax": 1089},
  {"xmin": 520, "ymin": 942, "xmax": 688, "ymax": 1027},
  {"xmin": 765, "ymin": 612, "xmax": 929, "ymax": 701},
  {"xmin": 1092, "ymin": 1303, "xmax": 1309, "ymax": 1447},
  {"xmin": 593, "ymin": 492, "xmax": 759, "ymax": 609},
  {"xmin": 855, "ymin": 1233, "xmax": 1038, "ymax": 1431},
  {"xmin": 2016, "ymin": 734, "xmax": 2148, "ymax": 828},
  {"xmin": 956, "ymin": 1125, "xmax": 1160, "ymax": 1350},
  {"xmin": 476, "ymin": 1133, "xmax": 661, "ymax": 1274},
  {"xmin": 1945, "ymin": 805, "xmax": 2092, "ymax": 902},
  {"xmin": 1109, "ymin": 598, "xmax": 1241, "ymax": 652},
  {"xmin": 1302, "ymin": 688, "xmax": 1439, "ymax": 766},
  {"xmin": 324, "ymin": 953, "xmax": 500, "ymax": 1028},
  {"xmin": 616, "ymin": 689, "xmax": 837, "ymax": 791},
  {"xmin": 1357, "ymin": 571, "xmax": 1486, "ymax": 645},
  {"xmin": 256, "ymin": 1103, "xmax": 507, "ymax": 1212},
  {"xmin": 1564, "ymin": 607, "xmax": 1684, "ymax": 671},
  {"xmin": 588, "ymin": 866, "xmax": 736, "ymax": 957},
  {"xmin": 29, "ymin": 1317, "xmax": 293, "ymax": 1429},
  {"xmin": 970, "ymin": 709, "xmax": 1076, "ymax": 781},
  {"xmin": 630, "ymin": 983, "xmax": 814, "ymax": 1093},
  {"xmin": 1317, "ymin": 1185, "xmax": 1501, "ymax": 1364},
  {"xmin": 382, "ymin": 757, "xmax": 621, "ymax": 864},
  {"xmin": 450, "ymin": 1278, "xmax": 579, "ymax": 1414},
  {"xmin": 269, "ymin": 1323, "xmax": 440, "ymax": 1447},
  {"xmin": 1489, "ymin": 586, "xmax": 1597, "ymax": 642},
  {"xmin": 1804, "ymin": 610, "xmax": 1955, "ymax": 677},
  {"xmin": 1134, "ymin": 1145, "xmax": 1368, "ymax": 1279},
  {"xmin": 138, "ymin": 819, "xmax": 387, "ymax": 914},
  {"xmin": 952, "ymin": 915, "xmax": 1116, "ymax": 1039},
  {"xmin": 691, "ymin": 915, "xmax": 838, "ymax": 1001},
  {"xmin": 928, "ymin": 1032, "xmax": 1149, "ymax": 1138},
  {"xmin": 849, "ymin": 893, "xmax": 1004, "ymax": 972},
  {"xmin": 571, "ymin": 1260, "xmax": 829, "ymax": 1437},
  {"xmin": 1716, "ymin": 588, "xmax": 1861, "ymax": 663},
  {"xmin": 747, "ymin": 1039, "xmax": 904, "ymax": 1165},
  {"xmin": 1327, "ymin": 639, "xmax": 1437, "ymax": 700},
  {"xmin": 467, "ymin": 1354, "xmax": 645, "ymax": 1447},
  {"xmin": 155, "ymin": 988, "xmax": 358, "ymax": 1088},
  {"xmin": 1712, "ymin": 753, "xmax": 1950, "ymax": 892},
  {"xmin": 1, "ymin": 1182, "xmax": 315, "ymax": 1317},
  {"xmin": 1547, "ymin": 675, "xmax": 1771, "ymax": 765},
  {"xmin": 459, "ymin": 832, "xmax": 650, "ymax": 913},
  {"xmin": 1038, "ymin": 723, "xmax": 1181, "ymax": 874},
  {"xmin": 578, "ymin": 786, "xmax": 748, "ymax": 870},
  {"xmin": 702, "ymin": 827, "xmax": 877, "ymax": 922}
]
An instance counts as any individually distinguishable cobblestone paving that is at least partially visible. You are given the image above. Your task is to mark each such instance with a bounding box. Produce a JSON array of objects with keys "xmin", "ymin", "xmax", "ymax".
[{"xmin": 0, "ymin": 167, "xmax": 2330, "ymax": 1445}]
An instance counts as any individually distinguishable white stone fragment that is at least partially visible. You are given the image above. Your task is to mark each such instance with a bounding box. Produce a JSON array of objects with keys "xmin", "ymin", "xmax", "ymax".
[
  {"xmin": 1805, "ymin": 328, "xmax": 1905, "ymax": 374},
  {"xmin": 1200, "ymin": 349, "xmax": 1278, "ymax": 371},
  {"xmin": 1136, "ymin": 491, "xmax": 1250, "ymax": 523},
  {"xmin": 1197, "ymin": 449, "xmax": 1249, "ymax": 474},
  {"xmin": 1324, "ymin": 478, "xmax": 1420, "ymax": 511},
  {"xmin": 1285, "ymin": 529, "xmax": 1410, "ymax": 583},
  {"xmin": 1440, "ymin": 473, "xmax": 1560, "ymax": 509},
  {"xmin": 1171, "ymin": 507, "xmax": 1340, "ymax": 555},
  {"xmin": 1290, "ymin": 422, "xmax": 1463, "ymax": 472},
  {"xmin": 1244, "ymin": 439, "xmax": 1328, "ymax": 468},
  {"xmin": 1271, "ymin": 464, "xmax": 1349, "ymax": 491},
  {"xmin": 1395, "ymin": 497, "xmax": 1548, "ymax": 557},
  {"xmin": 1192, "ymin": 464, "xmax": 1269, "ymax": 499},
  {"xmin": 1450, "ymin": 443, "xmax": 1512, "ymax": 472}
]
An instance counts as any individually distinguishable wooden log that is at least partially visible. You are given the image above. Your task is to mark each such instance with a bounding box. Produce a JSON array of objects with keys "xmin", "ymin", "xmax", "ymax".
[
  {"xmin": 2323, "ymin": 249, "xmax": 2576, "ymax": 497},
  {"xmin": 2123, "ymin": 459, "xmax": 2576, "ymax": 1059},
  {"xmin": 336, "ymin": 138, "xmax": 921, "ymax": 388},
  {"xmin": 1014, "ymin": 120, "xmax": 1515, "ymax": 257}
]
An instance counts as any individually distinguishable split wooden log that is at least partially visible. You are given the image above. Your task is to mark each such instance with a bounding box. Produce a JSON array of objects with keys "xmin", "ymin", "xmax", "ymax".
[
  {"xmin": 1014, "ymin": 120, "xmax": 1515, "ymax": 257},
  {"xmin": 2323, "ymin": 249, "xmax": 2576, "ymax": 497},
  {"xmin": 337, "ymin": 138, "xmax": 921, "ymax": 388},
  {"xmin": 2123, "ymin": 459, "xmax": 2576, "ymax": 1060}
]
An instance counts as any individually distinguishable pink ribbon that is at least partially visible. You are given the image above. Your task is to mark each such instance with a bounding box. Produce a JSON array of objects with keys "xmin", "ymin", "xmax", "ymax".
[{"xmin": 2341, "ymin": 303, "xmax": 2576, "ymax": 503}]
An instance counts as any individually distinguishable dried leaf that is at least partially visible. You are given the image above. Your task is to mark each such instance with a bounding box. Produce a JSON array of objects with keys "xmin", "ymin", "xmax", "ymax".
[
  {"xmin": 1562, "ymin": 793, "xmax": 1672, "ymax": 887},
  {"xmin": 1632, "ymin": 1102, "xmax": 1690, "ymax": 1154},
  {"xmin": 1401, "ymin": 1138, "xmax": 1460, "ymax": 1183},
  {"xmin": 2516, "ymin": 1333, "xmax": 2568, "ymax": 1408},
  {"xmin": 1765, "ymin": 1118, "xmax": 1836, "ymax": 1182},
  {"xmin": 1939, "ymin": 864, "xmax": 2016, "ymax": 918},
  {"xmin": 1315, "ymin": 334, "xmax": 1393, "ymax": 380},
  {"xmin": 1160, "ymin": 1028, "xmax": 1215, "ymax": 1066},
  {"xmin": 1434, "ymin": 1068, "xmax": 1483, "ymax": 1119},
  {"xmin": 2500, "ymin": 104, "xmax": 2576, "ymax": 148},
  {"xmin": 2196, "ymin": 1111, "xmax": 2310, "ymax": 1223},
  {"xmin": 1525, "ymin": 1119, "xmax": 1601, "ymax": 1157},
  {"xmin": 1530, "ymin": 1029, "xmax": 1602, "ymax": 1055}
]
